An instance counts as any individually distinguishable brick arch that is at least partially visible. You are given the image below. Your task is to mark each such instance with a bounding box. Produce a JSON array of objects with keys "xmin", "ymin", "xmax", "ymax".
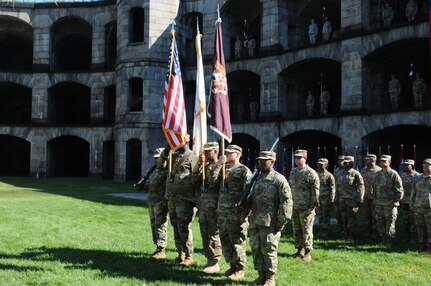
[
  {"xmin": 280, "ymin": 46, "xmax": 342, "ymax": 70},
  {"xmin": 48, "ymin": 74, "xmax": 92, "ymax": 88},
  {"xmin": 0, "ymin": 75, "xmax": 33, "ymax": 89}
]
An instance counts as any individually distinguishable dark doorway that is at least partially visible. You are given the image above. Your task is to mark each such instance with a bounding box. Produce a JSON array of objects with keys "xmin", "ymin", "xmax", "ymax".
[
  {"xmin": 47, "ymin": 136, "xmax": 89, "ymax": 177},
  {"xmin": 0, "ymin": 82, "xmax": 31, "ymax": 124},
  {"xmin": 126, "ymin": 139, "xmax": 142, "ymax": 181},
  {"xmin": 103, "ymin": 140, "xmax": 115, "ymax": 179},
  {"xmin": 229, "ymin": 133, "xmax": 260, "ymax": 170},
  {"xmin": 129, "ymin": 77, "xmax": 143, "ymax": 112},
  {"xmin": 0, "ymin": 135, "xmax": 30, "ymax": 176},
  {"xmin": 104, "ymin": 85, "xmax": 116, "ymax": 124},
  {"xmin": 130, "ymin": 7, "xmax": 145, "ymax": 43},
  {"xmin": 228, "ymin": 71, "xmax": 260, "ymax": 122}
]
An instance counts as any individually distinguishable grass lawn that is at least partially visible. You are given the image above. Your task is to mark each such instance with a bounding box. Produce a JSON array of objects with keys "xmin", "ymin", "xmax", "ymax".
[{"xmin": 0, "ymin": 178, "xmax": 430, "ymax": 285}]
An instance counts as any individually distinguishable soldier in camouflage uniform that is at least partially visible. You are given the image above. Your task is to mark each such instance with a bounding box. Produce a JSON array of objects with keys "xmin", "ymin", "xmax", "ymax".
[
  {"xmin": 192, "ymin": 142, "xmax": 222, "ymax": 273},
  {"xmin": 336, "ymin": 156, "xmax": 365, "ymax": 241},
  {"xmin": 334, "ymin": 155, "xmax": 345, "ymax": 233},
  {"xmin": 373, "ymin": 155, "xmax": 403, "ymax": 247},
  {"xmin": 360, "ymin": 154, "xmax": 381, "ymax": 238},
  {"xmin": 400, "ymin": 159, "xmax": 419, "ymax": 243},
  {"xmin": 411, "ymin": 158, "xmax": 431, "ymax": 251},
  {"xmin": 317, "ymin": 158, "xmax": 335, "ymax": 238},
  {"xmin": 241, "ymin": 150, "xmax": 293, "ymax": 286},
  {"xmin": 289, "ymin": 149, "xmax": 320, "ymax": 262},
  {"xmin": 135, "ymin": 148, "xmax": 169, "ymax": 259},
  {"xmin": 160, "ymin": 144, "xmax": 195, "ymax": 266},
  {"xmin": 212, "ymin": 144, "xmax": 251, "ymax": 281}
]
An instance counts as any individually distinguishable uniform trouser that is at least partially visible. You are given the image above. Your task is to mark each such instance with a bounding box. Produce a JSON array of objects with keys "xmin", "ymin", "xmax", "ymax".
[
  {"xmin": 218, "ymin": 211, "xmax": 248, "ymax": 267},
  {"xmin": 414, "ymin": 207, "xmax": 431, "ymax": 246},
  {"xmin": 249, "ymin": 225, "xmax": 281, "ymax": 273},
  {"xmin": 149, "ymin": 200, "xmax": 169, "ymax": 249},
  {"xmin": 199, "ymin": 207, "xmax": 222, "ymax": 262},
  {"xmin": 339, "ymin": 198, "xmax": 359, "ymax": 233},
  {"xmin": 375, "ymin": 204, "xmax": 397, "ymax": 238},
  {"xmin": 400, "ymin": 203, "xmax": 416, "ymax": 235},
  {"xmin": 167, "ymin": 199, "xmax": 195, "ymax": 255},
  {"xmin": 292, "ymin": 208, "xmax": 315, "ymax": 250},
  {"xmin": 335, "ymin": 200, "xmax": 343, "ymax": 230},
  {"xmin": 363, "ymin": 197, "xmax": 377, "ymax": 235},
  {"xmin": 319, "ymin": 197, "xmax": 332, "ymax": 230}
]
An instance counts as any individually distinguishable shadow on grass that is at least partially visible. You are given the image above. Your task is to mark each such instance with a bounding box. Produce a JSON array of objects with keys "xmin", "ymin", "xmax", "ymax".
[
  {"xmin": 0, "ymin": 263, "xmax": 44, "ymax": 272},
  {"xmin": 0, "ymin": 247, "xmax": 247, "ymax": 285}
]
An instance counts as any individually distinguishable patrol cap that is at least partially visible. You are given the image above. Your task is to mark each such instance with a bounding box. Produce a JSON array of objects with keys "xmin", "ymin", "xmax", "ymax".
[
  {"xmin": 294, "ymin": 149, "xmax": 307, "ymax": 157},
  {"xmin": 317, "ymin": 158, "xmax": 329, "ymax": 165},
  {"xmin": 225, "ymin": 144, "xmax": 242, "ymax": 153},
  {"xmin": 256, "ymin": 150, "xmax": 276, "ymax": 161},
  {"xmin": 403, "ymin": 159, "xmax": 415, "ymax": 165},
  {"xmin": 379, "ymin": 154, "xmax": 391, "ymax": 161},
  {"xmin": 338, "ymin": 155, "xmax": 345, "ymax": 161},
  {"xmin": 343, "ymin": 156, "xmax": 355, "ymax": 163},
  {"xmin": 423, "ymin": 158, "xmax": 431, "ymax": 165},
  {"xmin": 153, "ymin": 147, "xmax": 165, "ymax": 158},
  {"xmin": 203, "ymin": 141, "xmax": 219, "ymax": 151},
  {"xmin": 364, "ymin": 154, "xmax": 377, "ymax": 161}
]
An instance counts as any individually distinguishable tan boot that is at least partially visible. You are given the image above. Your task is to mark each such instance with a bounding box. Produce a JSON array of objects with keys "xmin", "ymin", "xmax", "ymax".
[
  {"xmin": 229, "ymin": 265, "xmax": 245, "ymax": 281},
  {"xmin": 249, "ymin": 269, "xmax": 266, "ymax": 285},
  {"xmin": 263, "ymin": 271, "xmax": 275, "ymax": 286},
  {"xmin": 151, "ymin": 248, "xmax": 166, "ymax": 260},
  {"xmin": 203, "ymin": 261, "xmax": 220, "ymax": 273},
  {"xmin": 174, "ymin": 251, "xmax": 185, "ymax": 264},
  {"xmin": 294, "ymin": 248, "xmax": 304, "ymax": 258},
  {"xmin": 180, "ymin": 254, "xmax": 194, "ymax": 267},
  {"xmin": 224, "ymin": 263, "xmax": 236, "ymax": 276},
  {"xmin": 303, "ymin": 249, "xmax": 312, "ymax": 263}
]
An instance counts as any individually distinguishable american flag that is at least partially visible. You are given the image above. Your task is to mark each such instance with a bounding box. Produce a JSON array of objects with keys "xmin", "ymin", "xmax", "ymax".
[{"xmin": 162, "ymin": 31, "xmax": 189, "ymax": 151}]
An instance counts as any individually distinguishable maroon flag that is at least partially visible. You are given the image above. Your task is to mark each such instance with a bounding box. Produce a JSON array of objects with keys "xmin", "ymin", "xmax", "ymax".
[{"xmin": 208, "ymin": 17, "xmax": 232, "ymax": 142}]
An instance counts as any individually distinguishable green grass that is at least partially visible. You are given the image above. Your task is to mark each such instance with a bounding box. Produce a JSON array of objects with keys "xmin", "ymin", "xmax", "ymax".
[{"xmin": 0, "ymin": 178, "xmax": 430, "ymax": 285}]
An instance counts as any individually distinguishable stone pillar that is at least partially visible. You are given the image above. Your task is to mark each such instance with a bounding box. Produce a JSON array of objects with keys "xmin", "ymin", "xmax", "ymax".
[
  {"xmin": 32, "ymin": 15, "xmax": 53, "ymax": 71},
  {"xmin": 340, "ymin": 39, "xmax": 363, "ymax": 111},
  {"xmin": 31, "ymin": 74, "xmax": 49, "ymax": 124},
  {"xmin": 261, "ymin": 0, "xmax": 288, "ymax": 53},
  {"xmin": 91, "ymin": 22, "xmax": 105, "ymax": 69},
  {"xmin": 114, "ymin": 137, "xmax": 126, "ymax": 182},
  {"xmin": 89, "ymin": 136, "xmax": 103, "ymax": 178},
  {"xmin": 91, "ymin": 78, "xmax": 104, "ymax": 124},
  {"xmin": 30, "ymin": 130, "xmax": 47, "ymax": 178},
  {"xmin": 340, "ymin": 0, "xmax": 363, "ymax": 32}
]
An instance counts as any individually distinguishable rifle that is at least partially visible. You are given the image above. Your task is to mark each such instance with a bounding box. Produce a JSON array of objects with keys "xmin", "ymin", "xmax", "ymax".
[
  {"xmin": 134, "ymin": 164, "xmax": 157, "ymax": 192},
  {"xmin": 235, "ymin": 137, "xmax": 280, "ymax": 207}
]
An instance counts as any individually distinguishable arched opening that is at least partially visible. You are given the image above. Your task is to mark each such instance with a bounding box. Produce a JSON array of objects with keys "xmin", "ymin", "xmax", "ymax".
[
  {"xmin": 227, "ymin": 71, "xmax": 260, "ymax": 122},
  {"xmin": 51, "ymin": 16, "xmax": 92, "ymax": 71},
  {"xmin": 126, "ymin": 139, "xmax": 142, "ymax": 181},
  {"xmin": 0, "ymin": 82, "xmax": 31, "ymax": 124},
  {"xmin": 103, "ymin": 140, "xmax": 115, "ymax": 179},
  {"xmin": 0, "ymin": 16, "xmax": 33, "ymax": 70},
  {"xmin": 364, "ymin": 125, "xmax": 431, "ymax": 172},
  {"xmin": 129, "ymin": 77, "xmax": 143, "ymax": 112},
  {"xmin": 105, "ymin": 21, "xmax": 117, "ymax": 69},
  {"xmin": 280, "ymin": 58, "xmax": 341, "ymax": 119},
  {"xmin": 281, "ymin": 130, "xmax": 341, "ymax": 177},
  {"xmin": 183, "ymin": 12, "xmax": 203, "ymax": 65},
  {"xmin": 230, "ymin": 133, "xmax": 260, "ymax": 170},
  {"xmin": 370, "ymin": 0, "xmax": 429, "ymax": 29},
  {"xmin": 221, "ymin": 0, "xmax": 262, "ymax": 60},
  {"xmin": 48, "ymin": 82, "xmax": 91, "ymax": 125},
  {"xmin": 104, "ymin": 85, "xmax": 116, "ymax": 124},
  {"xmin": 47, "ymin": 136, "xmax": 89, "ymax": 177},
  {"xmin": 0, "ymin": 135, "xmax": 30, "ymax": 176},
  {"xmin": 130, "ymin": 7, "xmax": 145, "ymax": 43},
  {"xmin": 363, "ymin": 38, "xmax": 430, "ymax": 112}
]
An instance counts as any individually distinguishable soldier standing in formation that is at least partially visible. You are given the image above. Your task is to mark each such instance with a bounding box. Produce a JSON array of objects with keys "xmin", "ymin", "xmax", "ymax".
[
  {"xmin": 334, "ymin": 155, "xmax": 345, "ymax": 233},
  {"xmin": 289, "ymin": 149, "xmax": 320, "ymax": 262},
  {"xmin": 161, "ymin": 144, "xmax": 195, "ymax": 266},
  {"xmin": 192, "ymin": 142, "xmax": 222, "ymax": 273},
  {"xmin": 241, "ymin": 150, "xmax": 293, "ymax": 286},
  {"xmin": 336, "ymin": 156, "xmax": 365, "ymax": 241},
  {"xmin": 317, "ymin": 158, "xmax": 335, "ymax": 238},
  {"xmin": 400, "ymin": 159, "xmax": 419, "ymax": 243},
  {"xmin": 360, "ymin": 154, "xmax": 381, "ymax": 238},
  {"xmin": 214, "ymin": 144, "xmax": 251, "ymax": 281},
  {"xmin": 373, "ymin": 155, "xmax": 404, "ymax": 247},
  {"xmin": 411, "ymin": 158, "xmax": 431, "ymax": 252}
]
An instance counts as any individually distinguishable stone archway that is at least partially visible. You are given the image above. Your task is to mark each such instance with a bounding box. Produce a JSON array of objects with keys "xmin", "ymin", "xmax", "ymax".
[
  {"xmin": 0, "ymin": 135, "xmax": 30, "ymax": 176},
  {"xmin": 0, "ymin": 82, "xmax": 31, "ymax": 124},
  {"xmin": 227, "ymin": 71, "xmax": 260, "ymax": 122}
]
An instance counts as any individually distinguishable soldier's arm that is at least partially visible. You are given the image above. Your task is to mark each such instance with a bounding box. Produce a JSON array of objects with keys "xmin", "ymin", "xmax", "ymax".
[
  {"xmin": 393, "ymin": 173, "xmax": 404, "ymax": 203},
  {"xmin": 329, "ymin": 173, "xmax": 336, "ymax": 202},
  {"xmin": 356, "ymin": 172, "xmax": 365, "ymax": 203},
  {"xmin": 277, "ymin": 178, "xmax": 293, "ymax": 231},
  {"xmin": 410, "ymin": 176, "xmax": 418, "ymax": 206},
  {"xmin": 310, "ymin": 171, "xmax": 320, "ymax": 208},
  {"xmin": 191, "ymin": 163, "xmax": 203, "ymax": 186}
]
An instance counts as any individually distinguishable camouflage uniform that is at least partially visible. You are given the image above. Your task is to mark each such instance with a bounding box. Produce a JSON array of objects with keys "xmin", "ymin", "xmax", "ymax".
[
  {"xmin": 360, "ymin": 159, "xmax": 381, "ymax": 236},
  {"xmin": 334, "ymin": 156, "xmax": 345, "ymax": 232},
  {"xmin": 373, "ymin": 156, "xmax": 403, "ymax": 243},
  {"xmin": 411, "ymin": 159, "xmax": 431, "ymax": 250},
  {"xmin": 318, "ymin": 167, "xmax": 335, "ymax": 235},
  {"xmin": 400, "ymin": 163, "xmax": 419, "ymax": 241},
  {"xmin": 289, "ymin": 157, "xmax": 320, "ymax": 253},
  {"xmin": 192, "ymin": 145, "xmax": 222, "ymax": 267},
  {"xmin": 212, "ymin": 150, "xmax": 251, "ymax": 272},
  {"xmin": 337, "ymin": 157, "xmax": 365, "ymax": 239},
  {"xmin": 162, "ymin": 148, "xmax": 195, "ymax": 262}
]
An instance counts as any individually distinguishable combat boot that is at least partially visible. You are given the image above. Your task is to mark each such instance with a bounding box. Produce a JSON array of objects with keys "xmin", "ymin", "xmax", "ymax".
[
  {"xmin": 224, "ymin": 263, "xmax": 236, "ymax": 276},
  {"xmin": 294, "ymin": 248, "xmax": 304, "ymax": 258},
  {"xmin": 249, "ymin": 269, "xmax": 266, "ymax": 285},
  {"xmin": 385, "ymin": 236, "xmax": 393, "ymax": 248},
  {"xmin": 151, "ymin": 248, "xmax": 166, "ymax": 260},
  {"xmin": 174, "ymin": 251, "xmax": 185, "ymax": 264},
  {"xmin": 202, "ymin": 260, "xmax": 220, "ymax": 273},
  {"xmin": 303, "ymin": 249, "xmax": 312, "ymax": 263},
  {"xmin": 180, "ymin": 254, "xmax": 194, "ymax": 267},
  {"xmin": 263, "ymin": 271, "xmax": 275, "ymax": 286},
  {"xmin": 228, "ymin": 265, "xmax": 245, "ymax": 281}
]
